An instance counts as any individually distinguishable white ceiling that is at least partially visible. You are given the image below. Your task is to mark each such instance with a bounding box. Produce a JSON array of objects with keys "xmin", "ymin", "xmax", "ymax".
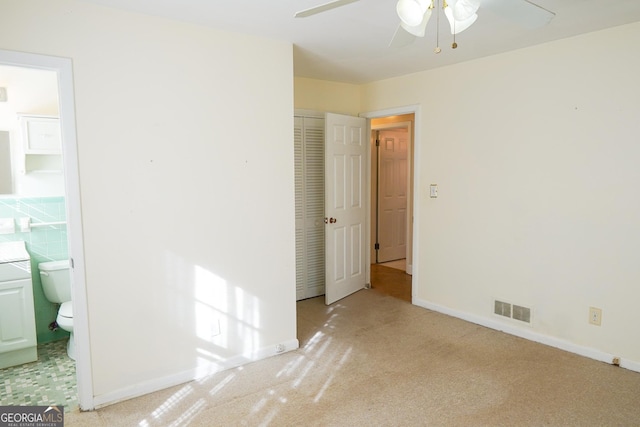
[{"xmin": 78, "ymin": 0, "xmax": 640, "ymax": 84}]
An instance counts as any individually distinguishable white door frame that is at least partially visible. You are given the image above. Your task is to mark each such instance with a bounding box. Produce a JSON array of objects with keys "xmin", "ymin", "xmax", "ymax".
[
  {"xmin": 0, "ymin": 49, "xmax": 93, "ymax": 410},
  {"xmin": 361, "ymin": 105, "xmax": 421, "ymax": 303}
]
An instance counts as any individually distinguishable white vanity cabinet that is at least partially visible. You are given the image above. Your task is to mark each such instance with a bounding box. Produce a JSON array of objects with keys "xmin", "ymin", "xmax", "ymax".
[{"xmin": 0, "ymin": 242, "xmax": 37, "ymax": 369}]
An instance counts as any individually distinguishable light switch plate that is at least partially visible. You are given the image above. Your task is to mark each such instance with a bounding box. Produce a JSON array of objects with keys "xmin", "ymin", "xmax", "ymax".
[{"xmin": 429, "ymin": 184, "xmax": 438, "ymax": 198}]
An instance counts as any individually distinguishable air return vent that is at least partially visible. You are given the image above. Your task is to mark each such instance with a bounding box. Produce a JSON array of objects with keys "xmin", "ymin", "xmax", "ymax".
[
  {"xmin": 494, "ymin": 300, "xmax": 511, "ymax": 318},
  {"xmin": 494, "ymin": 299, "xmax": 531, "ymax": 324},
  {"xmin": 512, "ymin": 304, "xmax": 531, "ymax": 323}
]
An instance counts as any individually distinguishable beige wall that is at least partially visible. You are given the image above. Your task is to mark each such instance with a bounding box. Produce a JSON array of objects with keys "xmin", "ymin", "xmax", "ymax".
[
  {"xmin": 294, "ymin": 77, "xmax": 362, "ymax": 115},
  {"xmin": 362, "ymin": 22, "xmax": 640, "ymax": 367},
  {"xmin": 0, "ymin": 0, "xmax": 296, "ymax": 405}
]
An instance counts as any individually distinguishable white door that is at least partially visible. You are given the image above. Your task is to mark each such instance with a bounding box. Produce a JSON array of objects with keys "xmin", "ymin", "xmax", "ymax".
[
  {"xmin": 377, "ymin": 130, "xmax": 408, "ymax": 262},
  {"xmin": 325, "ymin": 113, "xmax": 367, "ymax": 305},
  {"xmin": 294, "ymin": 116, "xmax": 326, "ymax": 301}
]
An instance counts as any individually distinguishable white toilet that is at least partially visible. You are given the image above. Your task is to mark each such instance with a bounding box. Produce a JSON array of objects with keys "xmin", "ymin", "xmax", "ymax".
[{"xmin": 39, "ymin": 260, "xmax": 75, "ymax": 360}]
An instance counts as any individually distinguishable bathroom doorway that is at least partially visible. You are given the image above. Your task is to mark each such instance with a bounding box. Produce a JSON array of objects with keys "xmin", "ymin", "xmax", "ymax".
[{"xmin": 0, "ymin": 49, "xmax": 89, "ymax": 410}]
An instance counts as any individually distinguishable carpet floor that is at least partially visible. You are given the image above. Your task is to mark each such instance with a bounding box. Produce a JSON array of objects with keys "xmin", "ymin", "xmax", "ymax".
[{"xmin": 64, "ymin": 288, "xmax": 640, "ymax": 426}]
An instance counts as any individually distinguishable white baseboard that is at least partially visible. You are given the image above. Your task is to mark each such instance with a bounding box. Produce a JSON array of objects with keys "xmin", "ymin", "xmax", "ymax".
[
  {"xmin": 91, "ymin": 339, "xmax": 300, "ymax": 409},
  {"xmin": 413, "ymin": 298, "xmax": 640, "ymax": 374},
  {"xmin": 620, "ymin": 357, "xmax": 640, "ymax": 372}
]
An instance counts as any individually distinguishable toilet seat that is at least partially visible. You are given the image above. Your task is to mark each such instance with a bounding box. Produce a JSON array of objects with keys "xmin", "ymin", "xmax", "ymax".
[
  {"xmin": 58, "ymin": 301, "xmax": 73, "ymax": 318},
  {"xmin": 56, "ymin": 301, "xmax": 74, "ymax": 334}
]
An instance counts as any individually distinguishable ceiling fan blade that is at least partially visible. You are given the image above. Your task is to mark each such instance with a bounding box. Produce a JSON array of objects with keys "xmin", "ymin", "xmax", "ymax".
[
  {"xmin": 483, "ymin": 0, "xmax": 555, "ymax": 29},
  {"xmin": 389, "ymin": 25, "xmax": 416, "ymax": 49},
  {"xmin": 294, "ymin": 0, "xmax": 360, "ymax": 18}
]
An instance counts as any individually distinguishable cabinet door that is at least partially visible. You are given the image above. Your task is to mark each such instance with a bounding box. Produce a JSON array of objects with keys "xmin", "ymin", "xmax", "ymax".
[
  {"xmin": 21, "ymin": 116, "xmax": 62, "ymax": 154},
  {"xmin": 0, "ymin": 278, "xmax": 37, "ymax": 353}
]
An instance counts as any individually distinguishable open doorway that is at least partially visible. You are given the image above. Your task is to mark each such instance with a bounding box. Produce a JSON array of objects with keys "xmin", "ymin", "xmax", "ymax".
[
  {"xmin": 368, "ymin": 113, "xmax": 415, "ymax": 303},
  {"xmin": 294, "ymin": 108, "xmax": 418, "ymax": 306},
  {"xmin": 0, "ymin": 49, "xmax": 90, "ymax": 410}
]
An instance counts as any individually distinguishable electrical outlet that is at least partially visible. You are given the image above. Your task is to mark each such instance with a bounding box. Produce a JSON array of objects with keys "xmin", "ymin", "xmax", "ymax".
[{"xmin": 589, "ymin": 307, "xmax": 602, "ymax": 326}]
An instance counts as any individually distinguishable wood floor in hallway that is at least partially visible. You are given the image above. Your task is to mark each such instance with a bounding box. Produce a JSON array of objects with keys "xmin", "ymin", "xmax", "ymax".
[{"xmin": 370, "ymin": 262, "xmax": 412, "ymax": 302}]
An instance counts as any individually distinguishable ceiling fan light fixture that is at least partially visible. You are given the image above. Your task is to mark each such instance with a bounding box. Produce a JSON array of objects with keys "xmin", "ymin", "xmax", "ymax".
[
  {"xmin": 400, "ymin": 8, "xmax": 433, "ymax": 37},
  {"xmin": 396, "ymin": 0, "xmax": 430, "ymax": 27},
  {"xmin": 452, "ymin": 0, "xmax": 480, "ymax": 21},
  {"xmin": 444, "ymin": 6, "xmax": 478, "ymax": 34}
]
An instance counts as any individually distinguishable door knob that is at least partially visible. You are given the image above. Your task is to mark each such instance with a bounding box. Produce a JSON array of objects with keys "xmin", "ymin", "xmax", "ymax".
[{"xmin": 330, "ymin": 217, "xmax": 337, "ymax": 224}]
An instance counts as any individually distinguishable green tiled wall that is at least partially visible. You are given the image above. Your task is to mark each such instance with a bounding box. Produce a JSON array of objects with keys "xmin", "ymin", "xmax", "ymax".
[{"xmin": 0, "ymin": 197, "xmax": 70, "ymax": 344}]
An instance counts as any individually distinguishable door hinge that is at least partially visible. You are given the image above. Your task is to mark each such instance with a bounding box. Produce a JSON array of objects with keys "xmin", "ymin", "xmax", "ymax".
[
  {"xmin": 374, "ymin": 242, "xmax": 380, "ymax": 250},
  {"xmin": 375, "ymin": 139, "xmax": 380, "ymax": 147}
]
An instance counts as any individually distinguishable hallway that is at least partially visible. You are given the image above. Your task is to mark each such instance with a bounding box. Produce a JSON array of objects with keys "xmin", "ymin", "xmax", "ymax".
[{"xmin": 370, "ymin": 262, "xmax": 411, "ymax": 303}]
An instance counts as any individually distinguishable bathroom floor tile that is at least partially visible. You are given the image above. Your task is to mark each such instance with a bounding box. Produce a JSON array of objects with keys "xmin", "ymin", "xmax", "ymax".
[{"xmin": 0, "ymin": 339, "xmax": 77, "ymax": 411}]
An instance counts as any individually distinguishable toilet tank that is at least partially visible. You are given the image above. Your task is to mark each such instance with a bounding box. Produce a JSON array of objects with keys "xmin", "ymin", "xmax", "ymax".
[{"xmin": 38, "ymin": 260, "xmax": 71, "ymax": 303}]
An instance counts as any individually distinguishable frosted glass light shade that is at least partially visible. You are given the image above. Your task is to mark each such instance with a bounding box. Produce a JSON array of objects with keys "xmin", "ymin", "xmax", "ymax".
[
  {"xmin": 400, "ymin": 8, "xmax": 432, "ymax": 37},
  {"xmin": 396, "ymin": 0, "xmax": 429, "ymax": 27},
  {"xmin": 444, "ymin": 6, "xmax": 478, "ymax": 34},
  {"xmin": 453, "ymin": 0, "xmax": 480, "ymax": 21}
]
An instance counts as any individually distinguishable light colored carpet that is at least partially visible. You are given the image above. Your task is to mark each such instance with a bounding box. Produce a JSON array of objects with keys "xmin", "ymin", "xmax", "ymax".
[{"xmin": 65, "ymin": 290, "xmax": 640, "ymax": 426}]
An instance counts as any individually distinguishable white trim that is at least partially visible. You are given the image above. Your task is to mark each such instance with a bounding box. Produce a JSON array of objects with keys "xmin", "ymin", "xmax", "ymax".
[
  {"xmin": 413, "ymin": 297, "xmax": 640, "ymax": 373},
  {"xmin": 92, "ymin": 339, "xmax": 300, "ymax": 409},
  {"xmin": 371, "ymin": 121, "xmax": 412, "ymax": 131},
  {"xmin": 294, "ymin": 108, "xmax": 324, "ymax": 118},
  {"xmin": 0, "ymin": 49, "xmax": 93, "ymax": 410},
  {"xmin": 621, "ymin": 358, "xmax": 640, "ymax": 373},
  {"xmin": 361, "ymin": 105, "xmax": 421, "ymax": 300}
]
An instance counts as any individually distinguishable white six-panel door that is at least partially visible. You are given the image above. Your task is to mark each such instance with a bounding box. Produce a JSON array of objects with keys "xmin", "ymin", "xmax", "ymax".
[
  {"xmin": 325, "ymin": 113, "xmax": 367, "ymax": 305},
  {"xmin": 378, "ymin": 130, "xmax": 408, "ymax": 263}
]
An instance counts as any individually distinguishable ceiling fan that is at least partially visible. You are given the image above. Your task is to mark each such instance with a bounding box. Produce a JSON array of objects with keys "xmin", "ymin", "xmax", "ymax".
[{"xmin": 295, "ymin": 0, "xmax": 555, "ymax": 50}]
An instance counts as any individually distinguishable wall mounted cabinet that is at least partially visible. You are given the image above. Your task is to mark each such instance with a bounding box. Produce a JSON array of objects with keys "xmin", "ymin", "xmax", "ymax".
[
  {"xmin": 18, "ymin": 115, "xmax": 63, "ymax": 176},
  {"xmin": 20, "ymin": 115, "xmax": 62, "ymax": 154}
]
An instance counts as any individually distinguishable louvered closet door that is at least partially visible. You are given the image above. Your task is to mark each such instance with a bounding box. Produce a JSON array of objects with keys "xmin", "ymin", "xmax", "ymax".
[{"xmin": 295, "ymin": 116, "xmax": 325, "ymax": 301}]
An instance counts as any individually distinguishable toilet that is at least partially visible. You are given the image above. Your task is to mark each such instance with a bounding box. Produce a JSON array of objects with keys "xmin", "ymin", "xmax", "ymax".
[{"xmin": 38, "ymin": 260, "xmax": 75, "ymax": 360}]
